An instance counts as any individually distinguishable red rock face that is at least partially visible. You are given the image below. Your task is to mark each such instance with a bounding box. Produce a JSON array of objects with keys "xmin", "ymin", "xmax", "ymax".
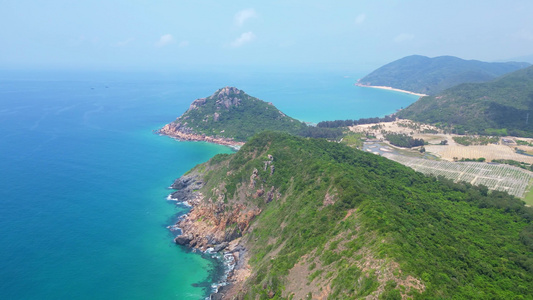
[
  {"xmin": 175, "ymin": 191, "xmax": 261, "ymax": 250},
  {"xmin": 172, "ymin": 159, "xmax": 277, "ymax": 251},
  {"xmin": 157, "ymin": 122, "xmax": 244, "ymax": 147}
]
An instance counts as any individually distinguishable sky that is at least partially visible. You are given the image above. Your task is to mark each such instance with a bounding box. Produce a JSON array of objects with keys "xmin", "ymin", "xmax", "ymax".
[{"xmin": 1, "ymin": 0, "xmax": 533, "ymax": 72}]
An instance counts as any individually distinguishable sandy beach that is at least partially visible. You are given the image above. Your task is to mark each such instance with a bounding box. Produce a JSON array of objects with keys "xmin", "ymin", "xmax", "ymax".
[{"xmin": 355, "ymin": 83, "xmax": 428, "ymax": 97}]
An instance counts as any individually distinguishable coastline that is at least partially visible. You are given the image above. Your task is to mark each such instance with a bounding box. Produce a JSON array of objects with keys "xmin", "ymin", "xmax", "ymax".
[
  {"xmin": 157, "ymin": 122, "xmax": 244, "ymax": 150},
  {"xmin": 168, "ymin": 172, "xmax": 253, "ymax": 299},
  {"xmin": 355, "ymin": 82, "xmax": 428, "ymax": 97}
]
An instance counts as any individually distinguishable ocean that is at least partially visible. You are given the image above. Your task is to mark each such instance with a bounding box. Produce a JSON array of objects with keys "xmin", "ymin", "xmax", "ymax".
[{"xmin": 0, "ymin": 70, "xmax": 418, "ymax": 299}]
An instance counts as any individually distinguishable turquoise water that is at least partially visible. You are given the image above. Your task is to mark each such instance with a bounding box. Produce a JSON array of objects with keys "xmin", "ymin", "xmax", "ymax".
[{"xmin": 0, "ymin": 70, "xmax": 418, "ymax": 299}]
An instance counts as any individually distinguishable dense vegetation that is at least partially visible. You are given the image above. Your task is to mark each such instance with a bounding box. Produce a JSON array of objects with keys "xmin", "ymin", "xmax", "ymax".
[
  {"xmin": 298, "ymin": 126, "xmax": 343, "ymax": 140},
  {"xmin": 358, "ymin": 55, "xmax": 529, "ymax": 95},
  {"xmin": 317, "ymin": 115, "xmax": 396, "ymax": 128},
  {"xmin": 191, "ymin": 132, "xmax": 533, "ymax": 299},
  {"xmin": 492, "ymin": 159, "xmax": 533, "ymax": 171},
  {"xmin": 384, "ymin": 132, "xmax": 425, "ymax": 148},
  {"xmin": 169, "ymin": 87, "xmax": 341, "ymax": 141},
  {"xmin": 398, "ymin": 66, "xmax": 533, "ymax": 136},
  {"xmin": 516, "ymin": 139, "xmax": 533, "ymax": 146},
  {"xmin": 452, "ymin": 136, "xmax": 500, "ymax": 146}
]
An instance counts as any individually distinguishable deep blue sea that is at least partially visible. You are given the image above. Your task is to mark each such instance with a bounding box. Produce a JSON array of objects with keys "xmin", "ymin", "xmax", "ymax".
[{"xmin": 0, "ymin": 70, "xmax": 418, "ymax": 299}]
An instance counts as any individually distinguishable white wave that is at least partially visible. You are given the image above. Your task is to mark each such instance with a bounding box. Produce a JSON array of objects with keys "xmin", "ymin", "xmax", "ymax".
[{"xmin": 166, "ymin": 194, "xmax": 178, "ymax": 201}]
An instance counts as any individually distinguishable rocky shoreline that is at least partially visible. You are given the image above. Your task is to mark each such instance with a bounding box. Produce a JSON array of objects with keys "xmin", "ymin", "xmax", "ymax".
[
  {"xmin": 157, "ymin": 122, "xmax": 245, "ymax": 149},
  {"xmin": 167, "ymin": 173, "xmax": 253, "ymax": 299}
]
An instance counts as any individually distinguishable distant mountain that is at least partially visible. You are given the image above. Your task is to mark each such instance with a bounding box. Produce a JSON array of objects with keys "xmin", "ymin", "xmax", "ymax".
[
  {"xmin": 398, "ymin": 65, "xmax": 533, "ymax": 136},
  {"xmin": 158, "ymin": 87, "xmax": 341, "ymax": 145},
  {"xmin": 358, "ymin": 55, "xmax": 530, "ymax": 95}
]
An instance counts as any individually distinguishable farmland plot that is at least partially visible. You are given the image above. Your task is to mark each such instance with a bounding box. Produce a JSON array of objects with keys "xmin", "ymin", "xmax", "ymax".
[
  {"xmin": 425, "ymin": 144, "xmax": 533, "ymax": 164},
  {"xmin": 385, "ymin": 154, "xmax": 533, "ymax": 198}
]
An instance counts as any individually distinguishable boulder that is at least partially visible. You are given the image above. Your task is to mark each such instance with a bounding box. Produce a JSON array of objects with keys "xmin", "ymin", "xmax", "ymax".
[
  {"xmin": 174, "ymin": 235, "xmax": 191, "ymax": 245},
  {"xmin": 213, "ymin": 242, "xmax": 229, "ymax": 253}
]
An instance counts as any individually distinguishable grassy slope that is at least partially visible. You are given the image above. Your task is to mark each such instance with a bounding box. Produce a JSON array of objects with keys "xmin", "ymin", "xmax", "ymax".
[{"xmin": 191, "ymin": 132, "xmax": 533, "ymax": 299}]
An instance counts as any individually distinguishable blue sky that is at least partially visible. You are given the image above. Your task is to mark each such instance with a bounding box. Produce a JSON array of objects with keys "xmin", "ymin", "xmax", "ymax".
[{"xmin": 1, "ymin": 0, "xmax": 533, "ymax": 72}]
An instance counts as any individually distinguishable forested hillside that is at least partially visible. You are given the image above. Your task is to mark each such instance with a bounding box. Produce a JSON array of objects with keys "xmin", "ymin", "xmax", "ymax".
[
  {"xmin": 358, "ymin": 55, "xmax": 529, "ymax": 95},
  {"xmin": 159, "ymin": 87, "xmax": 342, "ymax": 143},
  {"xmin": 176, "ymin": 132, "xmax": 533, "ymax": 299},
  {"xmin": 399, "ymin": 65, "xmax": 533, "ymax": 136}
]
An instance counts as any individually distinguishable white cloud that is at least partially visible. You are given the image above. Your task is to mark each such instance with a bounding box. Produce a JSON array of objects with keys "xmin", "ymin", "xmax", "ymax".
[
  {"xmin": 394, "ymin": 33, "xmax": 415, "ymax": 43},
  {"xmin": 230, "ymin": 31, "xmax": 256, "ymax": 47},
  {"xmin": 156, "ymin": 34, "xmax": 174, "ymax": 47},
  {"xmin": 114, "ymin": 38, "xmax": 134, "ymax": 47},
  {"xmin": 355, "ymin": 14, "xmax": 366, "ymax": 24},
  {"xmin": 235, "ymin": 8, "xmax": 257, "ymax": 26},
  {"xmin": 178, "ymin": 40, "xmax": 190, "ymax": 48}
]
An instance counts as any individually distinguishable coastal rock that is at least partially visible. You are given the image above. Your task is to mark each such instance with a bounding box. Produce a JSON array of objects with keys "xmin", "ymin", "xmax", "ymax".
[
  {"xmin": 157, "ymin": 122, "xmax": 244, "ymax": 147},
  {"xmin": 169, "ymin": 175, "xmax": 204, "ymax": 202},
  {"xmin": 171, "ymin": 170, "xmax": 262, "ymax": 251},
  {"xmin": 210, "ymin": 284, "xmax": 232, "ymax": 300},
  {"xmin": 213, "ymin": 242, "xmax": 229, "ymax": 253},
  {"xmin": 171, "ymin": 175, "xmax": 200, "ymax": 190},
  {"xmin": 177, "ymin": 203, "xmax": 259, "ymax": 247},
  {"xmin": 174, "ymin": 235, "xmax": 191, "ymax": 245}
]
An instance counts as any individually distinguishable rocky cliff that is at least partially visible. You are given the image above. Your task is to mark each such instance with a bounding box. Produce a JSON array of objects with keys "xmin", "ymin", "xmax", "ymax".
[
  {"xmin": 158, "ymin": 122, "xmax": 245, "ymax": 147},
  {"xmin": 171, "ymin": 171, "xmax": 262, "ymax": 250}
]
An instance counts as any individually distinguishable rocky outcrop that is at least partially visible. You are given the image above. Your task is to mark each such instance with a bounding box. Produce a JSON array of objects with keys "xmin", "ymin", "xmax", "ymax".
[
  {"xmin": 168, "ymin": 175, "xmax": 204, "ymax": 202},
  {"xmin": 214, "ymin": 87, "xmax": 242, "ymax": 109},
  {"xmin": 170, "ymin": 172, "xmax": 261, "ymax": 251},
  {"xmin": 157, "ymin": 122, "xmax": 244, "ymax": 147},
  {"xmin": 169, "ymin": 152, "xmax": 280, "ymax": 299},
  {"xmin": 176, "ymin": 199, "xmax": 261, "ymax": 250},
  {"xmin": 188, "ymin": 97, "xmax": 207, "ymax": 110},
  {"xmin": 169, "ymin": 171, "xmax": 261, "ymax": 299}
]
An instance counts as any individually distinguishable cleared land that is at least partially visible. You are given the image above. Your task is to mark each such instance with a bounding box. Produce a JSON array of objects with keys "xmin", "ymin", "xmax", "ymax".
[
  {"xmin": 426, "ymin": 144, "xmax": 533, "ymax": 163},
  {"xmin": 351, "ymin": 120, "xmax": 533, "ymax": 163},
  {"xmin": 351, "ymin": 120, "xmax": 533, "ymax": 199},
  {"xmin": 384, "ymin": 153, "xmax": 533, "ymax": 198}
]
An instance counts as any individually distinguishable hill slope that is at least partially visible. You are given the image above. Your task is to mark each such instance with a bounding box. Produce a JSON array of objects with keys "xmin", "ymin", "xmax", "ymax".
[
  {"xmin": 172, "ymin": 132, "xmax": 533, "ymax": 299},
  {"xmin": 158, "ymin": 87, "xmax": 308, "ymax": 144},
  {"xmin": 398, "ymin": 65, "xmax": 533, "ymax": 136},
  {"xmin": 358, "ymin": 55, "xmax": 530, "ymax": 95}
]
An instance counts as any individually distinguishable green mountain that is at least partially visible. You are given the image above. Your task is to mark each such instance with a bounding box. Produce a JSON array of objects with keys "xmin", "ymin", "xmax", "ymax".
[
  {"xmin": 174, "ymin": 131, "xmax": 533, "ymax": 299},
  {"xmin": 398, "ymin": 65, "xmax": 533, "ymax": 136},
  {"xmin": 358, "ymin": 55, "xmax": 530, "ymax": 95},
  {"xmin": 158, "ymin": 87, "xmax": 308, "ymax": 143}
]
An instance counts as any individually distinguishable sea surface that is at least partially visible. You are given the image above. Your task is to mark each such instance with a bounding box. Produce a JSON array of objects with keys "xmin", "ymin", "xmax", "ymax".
[{"xmin": 0, "ymin": 70, "xmax": 418, "ymax": 299}]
